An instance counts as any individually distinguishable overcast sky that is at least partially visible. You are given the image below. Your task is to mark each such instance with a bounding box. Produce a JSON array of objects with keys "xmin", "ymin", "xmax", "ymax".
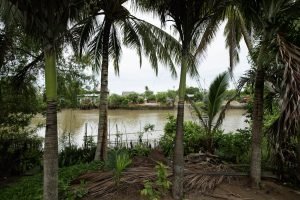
[{"xmin": 99, "ymin": 6, "xmax": 251, "ymax": 95}]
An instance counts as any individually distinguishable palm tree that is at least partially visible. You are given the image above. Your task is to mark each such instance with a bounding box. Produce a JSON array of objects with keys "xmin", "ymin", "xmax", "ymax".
[
  {"xmin": 223, "ymin": 0, "xmax": 300, "ymax": 187},
  {"xmin": 189, "ymin": 72, "xmax": 232, "ymax": 153},
  {"xmin": 0, "ymin": 1, "xmax": 87, "ymax": 199},
  {"xmin": 134, "ymin": 0, "xmax": 228, "ymax": 198},
  {"xmin": 76, "ymin": 0, "xmax": 184, "ymax": 161}
]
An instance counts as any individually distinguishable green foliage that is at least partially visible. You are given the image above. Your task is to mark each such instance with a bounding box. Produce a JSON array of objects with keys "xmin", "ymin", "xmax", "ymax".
[
  {"xmin": 141, "ymin": 162, "xmax": 171, "ymax": 200},
  {"xmin": 160, "ymin": 115, "xmax": 253, "ymax": 164},
  {"xmin": 141, "ymin": 181, "xmax": 159, "ymax": 200},
  {"xmin": 156, "ymin": 92, "xmax": 167, "ymax": 104},
  {"xmin": 0, "ymin": 76, "xmax": 41, "ymax": 126},
  {"xmin": 126, "ymin": 92, "xmax": 140, "ymax": 104},
  {"xmin": 186, "ymin": 86, "xmax": 203, "ymax": 102},
  {"xmin": 215, "ymin": 128, "xmax": 252, "ymax": 163},
  {"xmin": 57, "ymin": 55, "xmax": 92, "ymax": 109},
  {"xmin": 160, "ymin": 115, "xmax": 208, "ymax": 156},
  {"xmin": 114, "ymin": 153, "xmax": 132, "ymax": 186},
  {"xmin": 0, "ymin": 161, "xmax": 104, "ymax": 200},
  {"xmin": 0, "ymin": 118, "xmax": 42, "ymax": 176},
  {"xmin": 147, "ymin": 94, "xmax": 156, "ymax": 102},
  {"xmin": 58, "ymin": 146, "xmax": 96, "ymax": 167},
  {"xmin": 189, "ymin": 72, "xmax": 231, "ymax": 152},
  {"xmin": 109, "ymin": 94, "xmax": 129, "ymax": 107},
  {"xmin": 223, "ymin": 89, "xmax": 236, "ymax": 100},
  {"xmin": 105, "ymin": 149, "xmax": 132, "ymax": 187},
  {"xmin": 128, "ymin": 144, "xmax": 151, "ymax": 157}
]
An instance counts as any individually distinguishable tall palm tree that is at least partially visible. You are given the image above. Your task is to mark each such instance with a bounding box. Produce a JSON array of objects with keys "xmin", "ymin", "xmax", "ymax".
[
  {"xmin": 77, "ymin": 0, "xmax": 184, "ymax": 161},
  {"xmin": 0, "ymin": 1, "xmax": 87, "ymax": 199},
  {"xmin": 189, "ymin": 72, "xmax": 231, "ymax": 153},
  {"xmin": 225, "ymin": 0, "xmax": 300, "ymax": 187},
  {"xmin": 134, "ymin": 0, "xmax": 228, "ymax": 199}
]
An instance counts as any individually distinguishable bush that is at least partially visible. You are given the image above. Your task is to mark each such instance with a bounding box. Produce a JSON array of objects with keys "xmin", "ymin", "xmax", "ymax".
[
  {"xmin": 159, "ymin": 115, "xmax": 208, "ymax": 157},
  {"xmin": 59, "ymin": 146, "xmax": 96, "ymax": 167},
  {"xmin": 108, "ymin": 94, "xmax": 129, "ymax": 107},
  {"xmin": 160, "ymin": 115, "xmax": 252, "ymax": 164},
  {"xmin": 156, "ymin": 92, "xmax": 168, "ymax": 104},
  {"xmin": 214, "ymin": 128, "xmax": 251, "ymax": 163},
  {"xmin": 0, "ymin": 127, "xmax": 42, "ymax": 176},
  {"xmin": 0, "ymin": 161, "xmax": 104, "ymax": 200}
]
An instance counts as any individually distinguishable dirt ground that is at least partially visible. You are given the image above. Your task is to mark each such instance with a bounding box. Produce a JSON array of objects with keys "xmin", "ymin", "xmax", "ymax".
[
  {"xmin": 78, "ymin": 150, "xmax": 300, "ymax": 200},
  {"xmin": 100, "ymin": 178, "xmax": 300, "ymax": 200}
]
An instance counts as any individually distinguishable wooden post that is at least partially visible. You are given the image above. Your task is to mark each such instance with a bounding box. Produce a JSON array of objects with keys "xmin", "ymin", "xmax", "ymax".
[{"xmin": 84, "ymin": 123, "xmax": 87, "ymax": 148}]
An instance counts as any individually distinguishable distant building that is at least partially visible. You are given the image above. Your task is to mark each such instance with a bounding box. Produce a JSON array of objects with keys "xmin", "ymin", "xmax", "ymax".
[
  {"xmin": 122, "ymin": 91, "xmax": 136, "ymax": 96},
  {"xmin": 77, "ymin": 93, "xmax": 99, "ymax": 105}
]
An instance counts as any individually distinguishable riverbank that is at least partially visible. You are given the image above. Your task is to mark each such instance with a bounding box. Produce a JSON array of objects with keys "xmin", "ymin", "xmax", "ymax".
[
  {"xmin": 108, "ymin": 104, "xmax": 175, "ymax": 110},
  {"xmin": 81, "ymin": 101, "xmax": 247, "ymax": 110}
]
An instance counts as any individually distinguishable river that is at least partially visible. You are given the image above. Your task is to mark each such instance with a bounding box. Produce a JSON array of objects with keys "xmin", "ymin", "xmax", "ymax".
[{"xmin": 31, "ymin": 107, "xmax": 248, "ymax": 147}]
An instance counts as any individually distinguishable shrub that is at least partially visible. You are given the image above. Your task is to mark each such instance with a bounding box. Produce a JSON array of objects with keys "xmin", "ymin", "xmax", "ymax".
[
  {"xmin": 214, "ymin": 128, "xmax": 251, "ymax": 163},
  {"xmin": 159, "ymin": 115, "xmax": 208, "ymax": 157},
  {"xmin": 0, "ymin": 161, "xmax": 104, "ymax": 200},
  {"xmin": 160, "ymin": 115, "xmax": 252, "ymax": 164},
  {"xmin": 0, "ymin": 127, "xmax": 42, "ymax": 176},
  {"xmin": 58, "ymin": 145, "xmax": 96, "ymax": 167}
]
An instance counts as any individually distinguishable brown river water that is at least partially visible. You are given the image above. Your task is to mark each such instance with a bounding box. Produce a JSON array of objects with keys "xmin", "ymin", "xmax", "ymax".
[{"xmin": 31, "ymin": 107, "xmax": 248, "ymax": 146}]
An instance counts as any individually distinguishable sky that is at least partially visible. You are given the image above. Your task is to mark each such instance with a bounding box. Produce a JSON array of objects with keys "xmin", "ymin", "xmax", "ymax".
[{"xmin": 100, "ymin": 6, "xmax": 251, "ymax": 95}]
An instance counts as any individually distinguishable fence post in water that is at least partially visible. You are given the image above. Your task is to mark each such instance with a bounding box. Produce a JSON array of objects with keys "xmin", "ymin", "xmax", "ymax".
[
  {"xmin": 68, "ymin": 132, "xmax": 71, "ymax": 147},
  {"xmin": 84, "ymin": 123, "xmax": 87, "ymax": 148},
  {"xmin": 116, "ymin": 124, "xmax": 119, "ymax": 148},
  {"xmin": 108, "ymin": 119, "xmax": 111, "ymax": 148}
]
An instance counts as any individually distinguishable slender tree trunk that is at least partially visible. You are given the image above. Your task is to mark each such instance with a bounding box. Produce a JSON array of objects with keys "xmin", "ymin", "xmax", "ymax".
[
  {"xmin": 296, "ymin": 134, "xmax": 300, "ymax": 181},
  {"xmin": 172, "ymin": 45, "xmax": 188, "ymax": 200},
  {"xmin": 250, "ymin": 43, "xmax": 266, "ymax": 188},
  {"xmin": 94, "ymin": 19, "xmax": 111, "ymax": 161},
  {"xmin": 43, "ymin": 47, "xmax": 58, "ymax": 200}
]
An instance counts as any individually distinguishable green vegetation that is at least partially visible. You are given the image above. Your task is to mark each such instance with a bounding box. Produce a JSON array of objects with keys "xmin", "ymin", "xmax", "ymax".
[
  {"xmin": 160, "ymin": 115, "xmax": 252, "ymax": 164},
  {"xmin": 141, "ymin": 162, "xmax": 171, "ymax": 200},
  {"xmin": 189, "ymin": 72, "xmax": 232, "ymax": 153},
  {"xmin": 0, "ymin": 161, "xmax": 103, "ymax": 200},
  {"xmin": 1, "ymin": 0, "xmax": 300, "ymax": 199},
  {"xmin": 108, "ymin": 89, "xmax": 177, "ymax": 108}
]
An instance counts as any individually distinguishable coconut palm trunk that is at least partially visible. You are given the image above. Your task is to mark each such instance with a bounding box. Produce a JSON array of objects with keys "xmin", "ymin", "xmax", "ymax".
[
  {"xmin": 296, "ymin": 133, "xmax": 300, "ymax": 181},
  {"xmin": 250, "ymin": 42, "xmax": 266, "ymax": 188},
  {"xmin": 43, "ymin": 46, "xmax": 58, "ymax": 200},
  {"xmin": 173, "ymin": 45, "xmax": 189, "ymax": 200},
  {"xmin": 95, "ymin": 19, "xmax": 112, "ymax": 161}
]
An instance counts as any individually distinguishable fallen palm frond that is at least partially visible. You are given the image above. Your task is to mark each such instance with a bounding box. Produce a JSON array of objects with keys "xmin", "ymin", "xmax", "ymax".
[{"xmin": 72, "ymin": 160, "xmax": 234, "ymax": 199}]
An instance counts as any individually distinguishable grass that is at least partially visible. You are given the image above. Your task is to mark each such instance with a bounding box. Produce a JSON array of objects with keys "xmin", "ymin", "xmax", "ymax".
[{"xmin": 0, "ymin": 161, "xmax": 104, "ymax": 200}]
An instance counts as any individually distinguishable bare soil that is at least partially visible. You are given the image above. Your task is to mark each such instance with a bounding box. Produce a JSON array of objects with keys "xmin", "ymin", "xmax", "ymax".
[
  {"xmin": 95, "ymin": 178, "xmax": 300, "ymax": 200},
  {"xmin": 76, "ymin": 150, "xmax": 300, "ymax": 200}
]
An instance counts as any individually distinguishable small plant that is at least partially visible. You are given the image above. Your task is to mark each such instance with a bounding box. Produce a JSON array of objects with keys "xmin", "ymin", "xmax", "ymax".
[
  {"xmin": 141, "ymin": 180, "xmax": 159, "ymax": 200},
  {"xmin": 141, "ymin": 162, "xmax": 171, "ymax": 200},
  {"xmin": 155, "ymin": 162, "xmax": 171, "ymax": 194},
  {"xmin": 114, "ymin": 153, "xmax": 132, "ymax": 186},
  {"xmin": 106, "ymin": 149, "xmax": 132, "ymax": 187}
]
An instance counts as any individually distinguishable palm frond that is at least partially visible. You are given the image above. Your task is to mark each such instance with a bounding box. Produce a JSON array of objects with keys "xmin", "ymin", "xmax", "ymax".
[
  {"xmin": 187, "ymin": 96, "xmax": 208, "ymax": 130},
  {"xmin": 194, "ymin": 15, "xmax": 221, "ymax": 59},
  {"xmin": 88, "ymin": 22, "xmax": 105, "ymax": 72},
  {"xmin": 109, "ymin": 24, "xmax": 121, "ymax": 76},
  {"xmin": 224, "ymin": 6, "xmax": 243, "ymax": 72},
  {"xmin": 207, "ymin": 72, "xmax": 229, "ymax": 129},
  {"xmin": 276, "ymin": 34, "xmax": 300, "ymax": 136}
]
